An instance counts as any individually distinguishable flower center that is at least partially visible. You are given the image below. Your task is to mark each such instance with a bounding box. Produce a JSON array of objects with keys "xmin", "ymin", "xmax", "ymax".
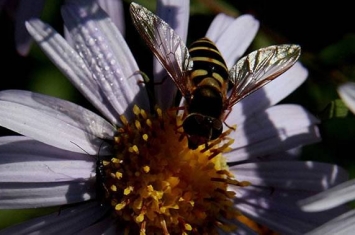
[{"xmin": 100, "ymin": 105, "xmax": 249, "ymax": 234}]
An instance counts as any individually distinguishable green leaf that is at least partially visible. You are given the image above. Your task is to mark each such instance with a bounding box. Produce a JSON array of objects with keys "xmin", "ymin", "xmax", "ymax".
[
  {"xmin": 0, "ymin": 207, "xmax": 58, "ymax": 230},
  {"xmin": 319, "ymin": 34, "xmax": 355, "ymax": 65},
  {"xmin": 319, "ymin": 99, "xmax": 350, "ymax": 120}
]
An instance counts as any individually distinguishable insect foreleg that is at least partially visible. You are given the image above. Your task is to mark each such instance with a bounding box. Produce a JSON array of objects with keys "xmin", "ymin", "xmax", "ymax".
[{"xmin": 222, "ymin": 108, "xmax": 237, "ymax": 131}]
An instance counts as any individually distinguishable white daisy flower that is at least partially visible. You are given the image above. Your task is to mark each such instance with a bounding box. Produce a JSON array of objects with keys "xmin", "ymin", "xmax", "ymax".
[{"xmin": 0, "ymin": 0, "xmax": 349, "ymax": 234}]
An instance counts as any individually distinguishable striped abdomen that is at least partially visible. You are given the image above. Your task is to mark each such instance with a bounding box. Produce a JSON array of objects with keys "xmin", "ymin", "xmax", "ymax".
[
  {"xmin": 188, "ymin": 37, "xmax": 228, "ymax": 90},
  {"xmin": 187, "ymin": 37, "xmax": 228, "ymax": 118}
]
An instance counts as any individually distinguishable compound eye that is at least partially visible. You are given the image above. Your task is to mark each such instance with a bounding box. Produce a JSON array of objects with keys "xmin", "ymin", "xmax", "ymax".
[
  {"xmin": 211, "ymin": 119, "xmax": 223, "ymax": 140},
  {"xmin": 194, "ymin": 114, "xmax": 204, "ymax": 124},
  {"xmin": 182, "ymin": 114, "xmax": 209, "ymax": 136},
  {"xmin": 182, "ymin": 114, "xmax": 201, "ymax": 135},
  {"xmin": 212, "ymin": 119, "xmax": 222, "ymax": 130}
]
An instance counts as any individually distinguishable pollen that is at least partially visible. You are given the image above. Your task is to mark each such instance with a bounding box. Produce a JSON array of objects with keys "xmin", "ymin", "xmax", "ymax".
[{"xmin": 99, "ymin": 105, "xmax": 248, "ymax": 234}]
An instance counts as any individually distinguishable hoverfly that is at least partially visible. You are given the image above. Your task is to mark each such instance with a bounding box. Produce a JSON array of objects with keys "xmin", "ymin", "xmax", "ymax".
[{"xmin": 129, "ymin": 2, "xmax": 301, "ymax": 149}]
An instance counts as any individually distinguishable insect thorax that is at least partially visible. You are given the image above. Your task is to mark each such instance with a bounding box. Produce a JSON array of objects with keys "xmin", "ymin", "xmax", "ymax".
[{"xmin": 188, "ymin": 85, "xmax": 224, "ymax": 118}]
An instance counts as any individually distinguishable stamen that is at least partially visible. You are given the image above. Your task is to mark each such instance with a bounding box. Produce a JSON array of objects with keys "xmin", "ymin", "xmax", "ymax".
[
  {"xmin": 124, "ymin": 186, "xmax": 134, "ymax": 195},
  {"xmin": 140, "ymin": 221, "xmax": 146, "ymax": 235},
  {"xmin": 142, "ymin": 134, "xmax": 148, "ymax": 141},
  {"xmin": 120, "ymin": 115, "xmax": 129, "ymax": 126},
  {"xmin": 116, "ymin": 172, "xmax": 123, "ymax": 179},
  {"xmin": 140, "ymin": 109, "xmax": 148, "ymax": 119},
  {"xmin": 156, "ymin": 108, "xmax": 163, "ymax": 119},
  {"xmin": 133, "ymin": 105, "xmax": 141, "ymax": 116},
  {"xmin": 115, "ymin": 201, "xmax": 127, "ymax": 210},
  {"xmin": 135, "ymin": 120, "xmax": 142, "ymax": 130},
  {"xmin": 142, "ymin": 165, "xmax": 150, "ymax": 173},
  {"xmin": 99, "ymin": 106, "xmax": 247, "ymax": 234},
  {"xmin": 110, "ymin": 185, "xmax": 117, "ymax": 192},
  {"xmin": 146, "ymin": 119, "xmax": 152, "ymax": 128}
]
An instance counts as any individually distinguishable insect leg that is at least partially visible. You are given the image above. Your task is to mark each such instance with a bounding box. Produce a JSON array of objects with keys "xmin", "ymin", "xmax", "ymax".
[{"xmin": 222, "ymin": 108, "xmax": 237, "ymax": 131}]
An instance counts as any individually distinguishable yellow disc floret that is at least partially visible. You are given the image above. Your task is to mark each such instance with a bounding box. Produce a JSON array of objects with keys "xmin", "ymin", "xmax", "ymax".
[{"xmin": 99, "ymin": 105, "xmax": 249, "ymax": 234}]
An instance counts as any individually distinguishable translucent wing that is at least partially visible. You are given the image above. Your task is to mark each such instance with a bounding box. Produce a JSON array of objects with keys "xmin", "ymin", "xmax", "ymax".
[
  {"xmin": 226, "ymin": 44, "xmax": 301, "ymax": 107},
  {"xmin": 129, "ymin": 2, "xmax": 192, "ymax": 97}
]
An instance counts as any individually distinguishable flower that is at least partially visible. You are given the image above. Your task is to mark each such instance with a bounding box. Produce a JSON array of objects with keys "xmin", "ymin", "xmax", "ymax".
[
  {"xmin": 338, "ymin": 82, "xmax": 355, "ymax": 114},
  {"xmin": 0, "ymin": 0, "xmax": 125, "ymax": 56},
  {"xmin": 296, "ymin": 82, "xmax": 355, "ymax": 235},
  {"xmin": 0, "ymin": 0, "xmax": 349, "ymax": 234}
]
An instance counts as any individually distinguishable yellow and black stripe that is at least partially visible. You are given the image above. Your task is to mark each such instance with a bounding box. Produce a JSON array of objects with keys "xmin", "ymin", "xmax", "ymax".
[
  {"xmin": 186, "ymin": 37, "xmax": 228, "ymax": 118},
  {"xmin": 188, "ymin": 37, "xmax": 228, "ymax": 90}
]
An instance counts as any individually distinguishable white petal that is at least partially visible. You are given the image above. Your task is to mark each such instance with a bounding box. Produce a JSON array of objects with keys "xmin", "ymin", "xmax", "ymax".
[
  {"xmin": 97, "ymin": 0, "xmax": 125, "ymax": 35},
  {"xmin": 77, "ymin": 216, "xmax": 117, "ymax": 235},
  {"xmin": 157, "ymin": 0, "xmax": 189, "ymax": 42},
  {"xmin": 0, "ymin": 202, "xmax": 107, "ymax": 234},
  {"xmin": 252, "ymin": 147, "xmax": 302, "ymax": 162},
  {"xmin": 0, "ymin": 136, "xmax": 94, "ymax": 183},
  {"xmin": 299, "ymin": 179, "xmax": 355, "ymax": 212},
  {"xmin": 230, "ymin": 161, "xmax": 348, "ymax": 190},
  {"xmin": 338, "ymin": 82, "xmax": 355, "ymax": 114},
  {"xmin": 231, "ymin": 173, "xmax": 349, "ymax": 234},
  {"xmin": 0, "ymin": 90, "xmax": 115, "ymax": 155},
  {"xmin": 208, "ymin": 14, "xmax": 259, "ymax": 68},
  {"xmin": 305, "ymin": 209, "xmax": 355, "ymax": 235},
  {"xmin": 225, "ymin": 104, "xmax": 320, "ymax": 162},
  {"xmin": 154, "ymin": 0, "xmax": 190, "ymax": 110},
  {"xmin": 62, "ymin": 0, "xmax": 149, "ymax": 120},
  {"xmin": 25, "ymin": 19, "xmax": 120, "ymax": 125},
  {"xmin": 15, "ymin": 0, "xmax": 45, "ymax": 56},
  {"xmin": 233, "ymin": 186, "xmax": 349, "ymax": 231},
  {"xmin": 228, "ymin": 62, "xmax": 308, "ymax": 120},
  {"xmin": 236, "ymin": 203, "xmax": 314, "ymax": 234},
  {"xmin": 205, "ymin": 13, "xmax": 235, "ymax": 42},
  {"xmin": 0, "ymin": 181, "xmax": 94, "ymax": 209}
]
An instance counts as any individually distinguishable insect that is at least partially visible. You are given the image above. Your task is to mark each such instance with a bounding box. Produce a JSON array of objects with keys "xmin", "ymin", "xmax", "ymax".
[
  {"xmin": 95, "ymin": 141, "xmax": 113, "ymax": 206},
  {"xmin": 129, "ymin": 2, "xmax": 301, "ymax": 149},
  {"xmin": 70, "ymin": 140, "xmax": 110, "ymax": 204}
]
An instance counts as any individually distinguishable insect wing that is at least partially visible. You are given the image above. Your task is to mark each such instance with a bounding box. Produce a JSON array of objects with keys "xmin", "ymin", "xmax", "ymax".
[
  {"xmin": 129, "ymin": 3, "xmax": 192, "ymax": 97},
  {"xmin": 227, "ymin": 44, "xmax": 301, "ymax": 107}
]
